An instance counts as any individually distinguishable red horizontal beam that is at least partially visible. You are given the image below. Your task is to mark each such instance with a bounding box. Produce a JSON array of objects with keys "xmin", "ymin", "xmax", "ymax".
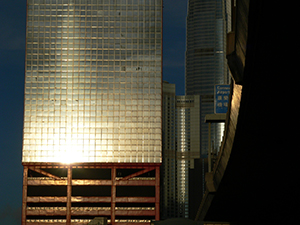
[
  {"xmin": 116, "ymin": 180, "xmax": 156, "ymax": 186},
  {"xmin": 27, "ymin": 179, "xmax": 68, "ymax": 186},
  {"xmin": 25, "ymin": 223, "xmax": 66, "ymax": 225},
  {"xmin": 25, "ymin": 222, "xmax": 89, "ymax": 225},
  {"xmin": 27, "ymin": 179, "xmax": 155, "ymax": 186},
  {"xmin": 27, "ymin": 196, "xmax": 155, "ymax": 203},
  {"xmin": 27, "ymin": 197, "xmax": 67, "ymax": 203},
  {"xmin": 27, "ymin": 196, "xmax": 111, "ymax": 203},
  {"xmin": 115, "ymin": 210, "xmax": 155, "ymax": 216},
  {"xmin": 72, "ymin": 179, "xmax": 112, "ymax": 186},
  {"xmin": 72, "ymin": 196, "xmax": 111, "ymax": 203},
  {"xmin": 116, "ymin": 197, "xmax": 155, "ymax": 203},
  {"xmin": 25, "ymin": 221, "xmax": 150, "ymax": 225},
  {"xmin": 23, "ymin": 162, "xmax": 161, "ymax": 169},
  {"xmin": 27, "ymin": 209, "xmax": 154, "ymax": 217},
  {"xmin": 26, "ymin": 209, "xmax": 66, "ymax": 216}
]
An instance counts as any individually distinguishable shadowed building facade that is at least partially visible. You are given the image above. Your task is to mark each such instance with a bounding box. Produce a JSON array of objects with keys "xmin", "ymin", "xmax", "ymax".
[
  {"xmin": 22, "ymin": 0, "xmax": 162, "ymax": 224},
  {"xmin": 185, "ymin": 0, "xmax": 230, "ymax": 157},
  {"xmin": 162, "ymin": 82, "xmax": 200, "ymax": 219}
]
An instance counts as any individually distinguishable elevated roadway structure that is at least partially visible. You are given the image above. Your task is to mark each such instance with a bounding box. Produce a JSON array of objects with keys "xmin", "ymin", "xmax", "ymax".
[{"xmin": 196, "ymin": 1, "xmax": 299, "ymax": 224}]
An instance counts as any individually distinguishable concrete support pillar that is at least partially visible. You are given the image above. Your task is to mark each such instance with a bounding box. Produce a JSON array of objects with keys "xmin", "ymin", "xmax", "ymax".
[
  {"xmin": 22, "ymin": 166, "xmax": 28, "ymax": 225},
  {"xmin": 66, "ymin": 166, "xmax": 72, "ymax": 225},
  {"xmin": 111, "ymin": 166, "xmax": 116, "ymax": 225},
  {"xmin": 155, "ymin": 166, "xmax": 160, "ymax": 221}
]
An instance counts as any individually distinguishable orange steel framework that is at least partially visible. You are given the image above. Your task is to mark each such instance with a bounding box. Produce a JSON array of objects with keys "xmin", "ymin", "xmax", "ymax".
[{"xmin": 22, "ymin": 163, "xmax": 161, "ymax": 225}]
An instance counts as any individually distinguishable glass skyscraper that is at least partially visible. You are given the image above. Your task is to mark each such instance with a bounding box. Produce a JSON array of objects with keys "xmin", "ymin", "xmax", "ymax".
[
  {"xmin": 22, "ymin": 0, "xmax": 162, "ymax": 224},
  {"xmin": 185, "ymin": 0, "xmax": 230, "ymax": 156},
  {"xmin": 162, "ymin": 82, "xmax": 200, "ymax": 219},
  {"xmin": 23, "ymin": 0, "xmax": 162, "ymax": 164}
]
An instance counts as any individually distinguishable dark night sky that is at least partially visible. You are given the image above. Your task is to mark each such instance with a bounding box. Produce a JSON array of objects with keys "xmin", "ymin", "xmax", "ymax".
[{"xmin": 0, "ymin": 0, "xmax": 188, "ymax": 224}]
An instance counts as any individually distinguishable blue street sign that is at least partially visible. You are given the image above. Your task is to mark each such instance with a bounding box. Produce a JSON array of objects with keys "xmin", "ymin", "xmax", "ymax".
[{"xmin": 215, "ymin": 84, "xmax": 230, "ymax": 114}]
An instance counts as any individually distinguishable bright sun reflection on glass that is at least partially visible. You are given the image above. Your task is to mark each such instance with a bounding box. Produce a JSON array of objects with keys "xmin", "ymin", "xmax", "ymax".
[
  {"xmin": 58, "ymin": 138, "xmax": 89, "ymax": 164},
  {"xmin": 60, "ymin": 149, "xmax": 82, "ymax": 164}
]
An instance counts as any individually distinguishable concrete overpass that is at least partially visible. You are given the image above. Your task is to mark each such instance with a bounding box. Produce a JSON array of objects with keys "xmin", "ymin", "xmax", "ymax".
[{"xmin": 196, "ymin": 1, "xmax": 299, "ymax": 224}]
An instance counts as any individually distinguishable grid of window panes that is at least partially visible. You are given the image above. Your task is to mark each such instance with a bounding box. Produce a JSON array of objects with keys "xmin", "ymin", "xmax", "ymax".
[
  {"xmin": 185, "ymin": 0, "xmax": 228, "ymax": 157},
  {"xmin": 23, "ymin": 0, "xmax": 162, "ymax": 163},
  {"xmin": 175, "ymin": 104, "xmax": 190, "ymax": 219},
  {"xmin": 161, "ymin": 83, "xmax": 176, "ymax": 219}
]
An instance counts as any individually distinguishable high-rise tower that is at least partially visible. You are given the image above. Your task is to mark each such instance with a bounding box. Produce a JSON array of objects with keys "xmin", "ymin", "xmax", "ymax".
[
  {"xmin": 185, "ymin": 0, "xmax": 230, "ymax": 156},
  {"xmin": 162, "ymin": 82, "xmax": 200, "ymax": 219},
  {"xmin": 22, "ymin": 0, "xmax": 162, "ymax": 224}
]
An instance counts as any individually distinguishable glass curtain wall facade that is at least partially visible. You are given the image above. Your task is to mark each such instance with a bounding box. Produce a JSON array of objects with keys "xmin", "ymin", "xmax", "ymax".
[
  {"xmin": 175, "ymin": 96, "xmax": 200, "ymax": 219},
  {"xmin": 162, "ymin": 82, "xmax": 176, "ymax": 218},
  {"xmin": 162, "ymin": 82, "xmax": 200, "ymax": 219},
  {"xmin": 23, "ymin": 0, "xmax": 162, "ymax": 164},
  {"xmin": 185, "ymin": 0, "xmax": 229, "ymax": 156}
]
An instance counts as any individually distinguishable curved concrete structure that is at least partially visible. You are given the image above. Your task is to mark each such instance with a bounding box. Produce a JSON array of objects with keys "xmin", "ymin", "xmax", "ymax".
[{"xmin": 196, "ymin": 1, "xmax": 299, "ymax": 224}]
